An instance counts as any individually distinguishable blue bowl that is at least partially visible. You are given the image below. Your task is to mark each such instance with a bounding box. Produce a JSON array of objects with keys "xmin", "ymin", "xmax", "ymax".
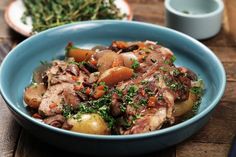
[{"xmin": 0, "ymin": 20, "xmax": 226, "ymax": 156}]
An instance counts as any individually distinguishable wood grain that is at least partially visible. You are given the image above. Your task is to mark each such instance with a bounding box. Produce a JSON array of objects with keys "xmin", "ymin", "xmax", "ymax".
[
  {"xmin": 210, "ymin": 47, "xmax": 236, "ymax": 63},
  {"xmin": 0, "ymin": 95, "xmax": 21, "ymax": 157},
  {"xmin": 224, "ymin": 0, "xmax": 236, "ymax": 44},
  {"xmin": 0, "ymin": 0, "xmax": 235, "ymax": 157},
  {"xmin": 176, "ymin": 141, "xmax": 230, "ymax": 157},
  {"xmin": 15, "ymin": 130, "xmax": 176, "ymax": 157},
  {"xmin": 191, "ymin": 101, "xmax": 236, "ymax": 144}
]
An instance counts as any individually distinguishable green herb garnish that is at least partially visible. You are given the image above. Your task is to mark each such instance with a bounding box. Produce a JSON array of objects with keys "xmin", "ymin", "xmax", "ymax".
[
  {"xmin": 21, "ymin": 0, "xmax": 125, "ymax": 33},
  {"xmin": 131, "ymin": 59, "xmax": 140, "ymax": 69},
  {"xmin": 190, "ymin": 87, "xmax": 204, "ymax": 96}
]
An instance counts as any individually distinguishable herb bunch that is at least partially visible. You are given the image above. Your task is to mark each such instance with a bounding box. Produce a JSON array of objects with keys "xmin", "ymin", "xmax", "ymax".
[{"xmin": 22, "ymin": 0, "xmax": 125, "ymax": 33}]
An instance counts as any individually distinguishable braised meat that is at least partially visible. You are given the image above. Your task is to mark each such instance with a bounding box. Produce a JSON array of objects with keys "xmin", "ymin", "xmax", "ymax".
[{"xmin": 24, "ymin": 41, "xmax": 204, "ymax": 135}]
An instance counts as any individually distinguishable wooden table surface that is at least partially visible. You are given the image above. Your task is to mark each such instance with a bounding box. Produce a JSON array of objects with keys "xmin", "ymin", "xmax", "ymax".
[{"xmin": 0, "ymin": 0, "xmax": 236, "ymax": 157}]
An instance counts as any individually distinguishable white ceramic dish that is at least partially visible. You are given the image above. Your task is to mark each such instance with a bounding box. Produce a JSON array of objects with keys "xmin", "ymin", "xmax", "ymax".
[
  {"xmin": 165, "ymin": 0, "xmax": 224, "ymax": 40},
  {"xmin": 4, "ymin": 0, "xmax": 133, "ymax": 37}
]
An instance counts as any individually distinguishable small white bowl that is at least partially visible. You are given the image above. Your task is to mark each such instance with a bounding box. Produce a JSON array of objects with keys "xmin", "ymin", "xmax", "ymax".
[{"xmin": 165, "ymin": 0, "xmax": 224, "ymax": 40}]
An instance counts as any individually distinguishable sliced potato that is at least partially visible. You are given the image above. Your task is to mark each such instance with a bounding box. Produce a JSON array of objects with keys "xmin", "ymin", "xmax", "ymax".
[
  {"xmin": 67, "ymin": 114, "xmax": 109, "ymax": 135},
  {"xmin": 67, "ymin": 48, "xmax": 95, "ymax": 62},
  {"xmin": 24, "ymin": 83, "xmax": 46, "ymax": 109},
  {"xmin": 97, "ymin": 51, "xmax": 121, "ymax": 73},
  {"xmin": 174, "ymin": 93, "xmax": 197, "ymax": 117},
  {"xmin": 98, "ymin": 66, "xmax": 133, "ymax": 86}
]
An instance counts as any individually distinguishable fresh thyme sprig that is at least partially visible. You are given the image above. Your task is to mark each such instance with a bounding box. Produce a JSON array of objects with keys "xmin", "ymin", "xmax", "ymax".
[{"xmin": 21, "ymin": 0, "xmax": 125, "ymax": 33}]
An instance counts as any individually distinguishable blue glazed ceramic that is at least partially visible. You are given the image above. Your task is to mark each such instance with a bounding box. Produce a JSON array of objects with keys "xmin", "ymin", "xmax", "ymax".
[{"xmin": 0, "ymin": 20, "xmax": 226, "ymax": 156}]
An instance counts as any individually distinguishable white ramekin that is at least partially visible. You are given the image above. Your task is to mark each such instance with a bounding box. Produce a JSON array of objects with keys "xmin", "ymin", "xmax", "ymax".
[{"xmin": 165, "ymin": 0, "xmax": 224, "ymax": 40}]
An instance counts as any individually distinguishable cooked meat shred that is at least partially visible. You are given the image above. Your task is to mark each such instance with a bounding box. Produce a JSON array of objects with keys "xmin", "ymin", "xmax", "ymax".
[{"xmin": 25, "ymin": 40, "xmax": 203, "ymax": 135}]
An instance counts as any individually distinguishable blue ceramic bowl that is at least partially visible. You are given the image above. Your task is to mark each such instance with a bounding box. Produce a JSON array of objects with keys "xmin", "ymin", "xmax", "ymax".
[{"xmin": 0, "ymin": 20, "xmax": 226, "ymax": 156}]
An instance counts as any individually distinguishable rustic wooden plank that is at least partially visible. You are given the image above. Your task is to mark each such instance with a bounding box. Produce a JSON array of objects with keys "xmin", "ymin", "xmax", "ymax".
[
  {"xmin": 224, "ymin": 0, "xmax": 236, "ymax": 44},
  {"xmin": 209, "ymin": 46, "xmax": 236, "ymax": 63},
  {"xmin": 0, "ymin": 39, "xmax": 13, "ymax": 63},
  {"xmin": 222, "ymin": 82, "xmax": 236, "ymax": 102},
  {"xmin": 201, "ymin": 28, "xmax": 236, "ymax": 47},
  {"xmin": 0, "ymin": 37, "xmax": 22, "ymax": 157},
  {"xmin": 14, "ymin": 130, "xmax": 79, "ymax": 157},
  {"xmin": 0, "ymin": 95, "xmax": 21, "ymax": 157},
  {"xmin": 128, "ymin": 2, "xmax": 164, "ymax": 25},
  {"xmin": 176, "ymin": 141, "xmax": 230, "ymax": 157},
  {"xmin": 191, "ymin": 101, "xmax": 236, "ymax": 144},
  {"xmin": 223, "ymin": 62, "xmax": 236, "ymax": 82},
  {"xmin": 0, "ymin": 10, "xmax": 11, "ymax": 38},
  {"xmin": 15, "ymin": 129, "xmax": 175, "ymax": 157}
]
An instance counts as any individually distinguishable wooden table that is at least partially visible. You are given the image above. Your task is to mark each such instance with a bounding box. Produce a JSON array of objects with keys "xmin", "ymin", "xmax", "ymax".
[{"xmin": 0, "ymin": 0, "xmax": 235, "ymax": 156}]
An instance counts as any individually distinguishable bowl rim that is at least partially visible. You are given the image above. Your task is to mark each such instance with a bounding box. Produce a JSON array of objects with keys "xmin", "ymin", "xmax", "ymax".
[
  {"xmin": 165, "ymin": 0, "xmax": 224, "ymax": 18},
  {"xmin": 0, "ymin": 20, "xmax": 226, "ymax": 140}
]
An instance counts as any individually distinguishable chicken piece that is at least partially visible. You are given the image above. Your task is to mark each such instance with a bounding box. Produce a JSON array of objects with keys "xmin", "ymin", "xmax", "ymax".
[
  {"xmin": 38, "ymin": 83, "xmax": 74, "ymax": 116},
  {"xmin": 121, "ymin": 108, "xmax": 167, "ymax": 135},
  {"xmin": 62, "ymin": 89, "xmax": 80, "ymax": 108}
]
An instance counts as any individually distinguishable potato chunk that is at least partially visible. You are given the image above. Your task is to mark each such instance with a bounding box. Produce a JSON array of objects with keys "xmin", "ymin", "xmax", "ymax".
[
  {"xmin": 68, "ymin": 114, "xmax": 109, "ymax": 135},
  {"xmin": 174, "ymin": 93, "xmax": 197, "ymax": 117},
  {"xmin": 98, "ymin": 66, "xmax": 133, "ymax": 86},
  {"xmin": 24, "ymin": 83, "xmax": 46, "ymax": 109},
  {"xmin": 97, "ymin": 51, "xmax": 122, "ymax": 73}
]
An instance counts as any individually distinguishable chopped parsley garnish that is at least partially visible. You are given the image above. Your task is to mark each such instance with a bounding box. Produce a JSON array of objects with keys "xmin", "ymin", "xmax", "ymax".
[
  {"xmin": 169, "ymin": 82, "xmax": 183, "ymax": 90},
  {"xmin": 131, "ymin": 59, "xmax": 140, "ymax": 69},
  {"xmin": 127, "ymin": 85, "xmax": 139, "ymax": 96},
  {"xmin": 160, "ymin": 66, "xmax": 168, "ymax": 72},
  {"xmin": 170, "ymin": 55, "xmax": 176, "ymax": 62},
  {"xmin": 158, "ymin": 95, "xmax": 164, "ymax": 100},
  {"xmin": 40, "ymin": 60, "xmax": 51, "ymax": 67},
  {"xmin": 139, "ymin": 99, "xmax": 147, "ymax": 106},
  {"xmin": 120, "ymin": 104, "xmax": 126, "ymax": 112},
  {"xmin": 171, "ymin": 69, "xmax": 180, "ymax": 76},
  {"xmin": 164, "ymin": 55, "xmax": 176, "ymax": 64},
  {"xmin": 144, "ymin": 88, "xmax": 155, "ymax": 96},
  {"xmin": 190, "ymin": 87, "xmax": 204, "ymax": 96},
  {"xmin": 68, "ymin": 61, "xmax": 86, "ymax": 67},
  {"xmin": 62, "ymin": 105, "xmax": 73, "ymax": 118},
  {"xmin": 141, "ymin": 80, "xmax": 148, "ymax": 85}
]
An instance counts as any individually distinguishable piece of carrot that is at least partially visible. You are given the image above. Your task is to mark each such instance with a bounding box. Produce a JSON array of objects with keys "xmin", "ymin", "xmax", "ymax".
[
  {"xmin": 113, "ymin": 41, "xmax": 128, "ymax": 49},
  {"xmin": 85, "ymin": 88, "xmax": 91, "ymax": 95},
  {"xmin": 148, "ymin": 96, "xmax": 156, "ymax": 107},
  {"xmin": 93, "ymin": 89, "xmax": 105, "ymax": 99},
  {"xmin": 49, "ymin": 103, "xmax": 57, "ymax": 109},
  {"xmin": 141, "ymin": 89, "xmax": 146, "ymax": 97},
  {"xmin": 74, "ymin": 85, "xmax": 83, "ymax": 91},
  {"xmin": 137, "ymin": 42, "xmax": 147, "ymax": 50},
  {"xmin": 71, "ymin": 76, "xmax": 78, "ymax": 81},
  {"xmin": 67, "ymin": 48, "xmax": 95, "ymax": 62},
  {"xmin": 89, "ymin": 57, "xmax": 97, "ymax": 66},
  {"xmin": 96, "ymin": 85, "xmax": 105, "ymax": 90}
]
